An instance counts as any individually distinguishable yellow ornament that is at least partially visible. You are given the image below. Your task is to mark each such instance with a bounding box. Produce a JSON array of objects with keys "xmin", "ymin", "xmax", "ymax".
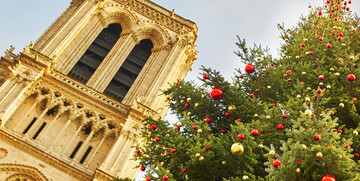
[
  {"xmin": 295, "ymin": 168, "xmax": 301, "ymax": 174},
  {"xmin": 319, "ymin": 82, "xmax": 323, "ymax": 86},
  {"xmin": 304, "ymin": 110, "xmax": 312, "ymax": 117},
  {"xmin": 350, "ymin": 55, "xmax": 355, "ymax": 60},
  {"xmin": 199, "ymin": 156, "xmax": 204, "ymax": 161},
  {"xmin": 200, "ymin": 86, "xmax": 205, "ymax": 90},
  {"xmin": 194, "ymin": 103, "xmax": 199, "ymax": 107},
  {"xmin": 197, "ymin": 129, "xmax": 203, "ymax": 134},
  {"xmin": 266, "ymin": 115, "xmax": 271, "ymax": 120},
  {"xmin": 339, "ymin": 103, "xmax": 344, "ymax": 108},
  {"xmin": 335, "ymin": 72, "xmax": 340, "ymax": 77},
  {"xmin": 262, "ymin": 69, "xmax": 266, "ymax": 73},
  {"xmin": 326, "ymin": 85, "xmax": 331, "ymax": 90},
  {"xmin": 304, "ymin": 38, "xmax": 308, "ymax": 42},
  {"xmin": 316, "ymin": 152, "xmax": 323, "ymax": 158},
  {"xmin": 254, "ymin": 114, "xmax": 259, "ymax": 118},
  {"xmin": 231, "ymin": 143, "xmax": 245, "ymax": 156},
  {"xmin": 267, "ymin": 86, "xmax": 271, "ymax": 89},
  {"xmin": 195, "ymin": 153, "xmax": 201, "ymax": 158},
  {"xmin": 302, "ymin": 71, "xmax": 306, "ymax": 76},
  {"xmin": 257, "ymin": 57, "xmax": 261, "ymax": 61},
  {"xmin": 187, "ymin": 98, "xmax": 191, "ymax": 102},
  {"xmin": 330, "ymin": 68, "xmax": 334, "ymax": 72},
  {"xmin": 201, "ymin": 94, "xmax": 205, "ymax": 98},
  {"xmin": 242, "ymin": 175, "xmax": 249, "ymax": 180},
  {"xmin": 301, "ymin": 144, "xmax": 307, "ymax": 151},
  {"xmin": 258, "ymin": 144, "xmax": 264, "ymax": 149},
  {"xmin": 353, "ymin": 130, "xmax": 358, "ymax": 136},
  {"xmin": 222, "ymin": 161, "xmax": 226, "ymax": 165},
  {"xmin": 180, "ymin": 100, "xmax": 184, "ymax": 103},
  {"xmin": 296, "ymin": 56, "xmax": 300, "ymax": 59},
  {"xmin": 228, "ymin": 105, "xmax": 236, "ymax": 111},
  {"xmin": 269, "ymin": 150, "xmax": 275, "ymax": 156}
]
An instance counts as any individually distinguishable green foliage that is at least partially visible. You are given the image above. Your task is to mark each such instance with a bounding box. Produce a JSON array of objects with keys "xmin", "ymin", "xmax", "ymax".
[{"xmin": 134, "ymin": 0, "xmax": 360, "ymax": 180}]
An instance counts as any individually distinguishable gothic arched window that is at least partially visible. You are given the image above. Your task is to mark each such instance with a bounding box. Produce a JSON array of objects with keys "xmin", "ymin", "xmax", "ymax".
[
  {"xmin": 104, "ymin": 39, "xmax": 153, "ymax": 102},
  {"xmin": 68, "ymin": 23, "xmax": 122, "ymax": 84}
]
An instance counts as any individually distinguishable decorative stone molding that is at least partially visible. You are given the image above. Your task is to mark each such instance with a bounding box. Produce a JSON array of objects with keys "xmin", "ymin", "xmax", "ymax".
[
  {"xmin": 0, "ymin": 130, "xmax": 92, "ymax": 180},
  {"xmin": 0, "ymin": 163, "xmax": 49, "ymax": 181},
  {"xmin": 93, "ymin": 168, "xmax": 113, "ymax": 181},
  {"xmin": 0, "ymin": 148, "xmax": 8, "ymax": 159}
]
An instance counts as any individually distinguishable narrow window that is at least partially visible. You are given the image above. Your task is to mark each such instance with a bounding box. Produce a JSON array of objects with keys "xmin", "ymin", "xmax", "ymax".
[
  {"xmin": 32, "ymin": 122, "xmax": 46, "ymax": 139},
  {"xmin": 80, "ymin": 146, "xmax": 93, "ymax": 164},
  {"xmin": 104, "ymin": 39, "xmax": 153, "ymax": 102},
  {"xmin": 70, "ymin": 141, "xmax": 83, "ymax": 159},
  {"xmin": 68, "ymin": 24, "xmax": 122, "ymax": 84},
  {"xmin": 23, "ymin": 117, "xmax": 37, "ymax": 134}
]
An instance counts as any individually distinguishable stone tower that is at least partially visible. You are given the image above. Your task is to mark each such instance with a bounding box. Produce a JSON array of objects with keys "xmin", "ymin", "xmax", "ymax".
[{"xmin": 0, "ymin": 0, "xmax": 197, "ymax": 180}]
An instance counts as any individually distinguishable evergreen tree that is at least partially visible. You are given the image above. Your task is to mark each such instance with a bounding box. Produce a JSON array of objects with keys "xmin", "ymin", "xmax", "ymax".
[{"xmin": 132, "ymin": 0, "xmax": 360, "ymax": 180}]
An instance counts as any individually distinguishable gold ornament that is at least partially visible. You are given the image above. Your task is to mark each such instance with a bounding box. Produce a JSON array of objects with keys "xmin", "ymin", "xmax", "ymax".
[
  {"xmin": 258, "ymin": 144, "xmax": 264, "ymax": 149},
  {"xmin": 242, "ymin": 175, "xmax": 249, "ymax": 180},
  {"xmin": 335, "ymin": 72, "xmax": 340, "ymax": 77},
  {"xmin": 296, "ymin": 56, "xmax": 300, "ymax": 59},
  {"xmin": 266, "ymin": 115, "xmax": 271, "ymax": 120},
  {"xmin": 254, "ymin": 114, "xmax": 259, "ymax": 118},
  {"xmin": 326, "ymin": 85, "xmax": 331, "ymax": 90},
  {"xmin": 304, "ymin": 110, "xmax": 312, "ymax": 117},
  {"xmin": 228, "ymin": 105, "xmax": 236, "ymax": 111},
  {"xmin": 199, "ymin": 156, "xmax": 204, "ymax": 161},
  {"xmin": 187, "ymin": 112, "xmax": 192, "ymax": 116},
  {"xmin": 200, "ymin": 86, "xmax": 205, "ymax": 90},
  {"xmin": 180, "ymin": 100, "xmax": 184, "ymax": 103},
  {"xmin": 350, "ymin": 56, "xmax": 355, "ymax": 60},
  {"xmin": 244, "ymin": 46, "xmax": 248, "ymax": 50},
  {"xmin": 297, "ymin": 95, "xmax": 301, "ymax": 98},
  {"xmin": 194, "ymin": 103, "xmax": 199, "ymax": 107},
  {"xmin": 257, "ymin": 57, "xmax": 261, "ymax": 61},
  {"xmin": 319, "ymin": 82, "xmax": 323, "ymax": 86},
  {"xmin": 316, "ymin": 152, "xmax": 323, "ymax": 158},
  {"xmin": 307, "ymin": 87, "xmax": 312, "ymax": 91},
  {"xmin": 269, "ymin": 150, "xmax": 275, "ymax": 156},
  {"xmin": 301, "ymin": 72, "xmax": 306, "ymax": 76},
  {"xmin": 301, "ymin": 144, "xmax": 307, "ymax": 151},
  {"xmin": 305, "ymin": 97, "xmax": 310, "ymax": 102},
  {"xmin": 197, "ymin": 129, "xmax": 203, "ymax": 134},
  {"xmin": 339, "ymin": 103, "xmax": 344, "ymax": 108},
  {"xmin": 304, "ymin": 38, "xmax": 308, "ymax": 42},
  {"xmin": 231, "ymin": 143, "xmax": 245, "ymax": 156},
  {"xmin": 187, "ymin": 98, "xmax": 192, "ymax": 102},
  {"xmin": 295, "ymin": 168, "xmax": 301, "ymax": 174},
  {"xmin": 195, "ymin": 153, "xmax": 201, "ymax": 158},
  {"xmin": 201, "ymin": 94, "xmax": 205, "ymax": 98},
  {"xmin": 330, "ymin": 68, "xmax": 334, "ymax": 72},
  {"xmin": 222, "ymin": 161, "xmax": 226, "ymax": 165},
  {"xmin": 267, "ymin": 86, "xmax": 271, "ymax": 89},
  {"xmin": 255, "ymin": 89, "xmax": 259, "ymax": 92},
  {"xmin": 177, "ymin": 122, "xmax": 182, "ymax": 126},
  {"xmin": 353, "ymin": 130, "xmax": 358, "ymax": 136},
  {"xmin": 262, "ymin": 69, "xmax": 266, "ymax": 73}
]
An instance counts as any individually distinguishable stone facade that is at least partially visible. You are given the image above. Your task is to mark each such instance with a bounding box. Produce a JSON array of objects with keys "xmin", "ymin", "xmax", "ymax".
[{"xmin": 0, "ymin": 0, "xmax": 197, "ymax": 180}]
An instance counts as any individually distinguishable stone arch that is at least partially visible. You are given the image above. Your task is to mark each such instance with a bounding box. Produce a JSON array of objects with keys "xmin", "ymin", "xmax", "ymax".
[
  {"xmin": 0, "ymin": 163, "xmax": 48, "ymax": 181},
  {"xmin": 100, "ymin": 5, "xmax": 138, "ymax": 34},
  {"xmin": 133, "ymin": 24, "xmax": 170, "ymax": 50}
]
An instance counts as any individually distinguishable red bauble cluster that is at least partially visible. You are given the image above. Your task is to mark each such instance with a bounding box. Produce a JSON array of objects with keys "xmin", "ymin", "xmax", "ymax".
[
  {"xmin": 151, "ymin": 124, "xmax": 157, "ymax": 130},
  {"xmin": 210, "ymin": 87, "xmax": 223, "ymax": 100},
  {"xmin": 321, "ymin": 174, "xmax": 336, "ymax": 181},
  {"xmin": 245, "ymin": 64, "xmax": 255, "ymax": 74},
  {"xmin": 348, "ymin": 74, "xmax": 356, "ymax": 81},
  {"xmin": 273, "ymin": 159, "xmax": 282, "ymax": 168},
  {"xmin": 251, "ymin": 129, "xmax": 259, "ymax": 137},
  {"xmin": 277, "ymin": 123, "xmax": 284, "ymax": 130}
]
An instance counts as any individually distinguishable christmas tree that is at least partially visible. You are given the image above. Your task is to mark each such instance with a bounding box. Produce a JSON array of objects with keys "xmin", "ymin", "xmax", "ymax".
[{"xmin": 132, "ymin": 1, "xmax": 360, "ymax": 180}]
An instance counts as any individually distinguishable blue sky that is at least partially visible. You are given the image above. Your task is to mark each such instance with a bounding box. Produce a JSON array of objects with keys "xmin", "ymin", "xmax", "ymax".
[{"xmin": 0, "ymin": 1, "xmax": 359, "ymax": 180}]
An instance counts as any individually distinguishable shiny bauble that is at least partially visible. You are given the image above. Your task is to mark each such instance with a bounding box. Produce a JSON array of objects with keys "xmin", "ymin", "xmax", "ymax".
[{"xmin": 231, "ymin": 143, "xmax": 245, "ymax": 156}]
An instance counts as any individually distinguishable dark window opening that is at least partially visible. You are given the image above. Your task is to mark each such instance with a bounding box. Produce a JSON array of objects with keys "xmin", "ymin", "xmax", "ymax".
[
  {"xmin": 70, "ymin": 141, "xmax": 83, "ymax": 159},
  {"xmin": 23, "ymin": 117, "xmax": 37, "ymax": 134},
  {"xmin": 82, "ymin": 123, "xmax": 93, "ymax": 135},
  {"xmin": 32, "ymin": 122, "xmax": 46, "ymax": 140},
  {"xmin": 80, "ymin": 146, "xmax": 93, "ymax": 164},
  {"xmin": 46, "ymin": 106, "xmax": 59, "ymax": 116},
  {"xmin": 104, "ymin": 39, "xmax": 153, "ymax": 102},
  {"xmin": 68, "ymin": 23, "xmax": 122, "ymax": 84}
]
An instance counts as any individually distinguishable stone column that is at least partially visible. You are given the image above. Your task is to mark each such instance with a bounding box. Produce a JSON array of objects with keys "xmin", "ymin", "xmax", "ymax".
[{"xmin": 99, "ymin": 130, "xmax": 127, "ymax": 171}]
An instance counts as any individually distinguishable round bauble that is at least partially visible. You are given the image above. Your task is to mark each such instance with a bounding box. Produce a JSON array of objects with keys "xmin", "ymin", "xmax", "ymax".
[
  {"xmin": 245, "ymin": 64, "xmax": 255, "ymax": 74},
  {"xmin": 151, "ymin": 124, "xmax": 157, "ymax": 130},
  {"xmin": 163, "ymin": 175, "xmax": 169, "ymax": 181},
  {"xmin": 321, "ymin": 174, "xmax": 336, "ymax": 181},
  {"xmin": 210, "ymin": 87, "xmax": 223, "ymax": 100},
  {"xmin": 348, "ymin": 74, "xmax": 356, "ymax": 81},
  {"xmin": 304, "ymin": 110, "xmax": 312, "ymax": 117},
  {"xmin": 238, "ymin": 133, "xmax": 245, "ymax": 140},
  {"xmin": 314, "ymin": 134, "xmax": 321, "ymax": 141},
  {"xmin": 258, "ymin": 144, "xmax": 264, "ymax": 149},
  {"xmin": 199, "ymin": 156, "xmax": 204, "ymax": 161},
  {"xmin": 277, "ymin": 123, "xmax": 284, "ymax": 130},
  {"xmin": 295, "ymin": 168, "xmax": 301, "ymax": 174},
  {"xmin": 316, "ymin": 152, "xmax": 323, "ymax": 158},
  {"xmin": 301, "ymin": 144, "xmax": 307, "ymax": 151},
  {"xmin": 319, "ymin": 75, "xmax": 325, "ymax": 80},
  {"xmin": 350, "ymin": 55, "xmax": 354, "ymax": 60},
  {"xmin": 251, "ymin": 129, "xmax": 259, "ymax": 137},
  {"xmin": 197, "ymin": 129, "xmax": 203, "ymax": 134},
  {"xmin": 140, "ymin": 166, "xmax": 145, "ymax": 171},
  {"xmin": 335, "ymin": 72, "xmax": 340, "ymax": 77},
  {"xmin": 269, "ymin": 150, "xmax": 275, "ymax": 156},
  {"xmin": 195, "ymin": 153, "xmax": 201, "ymax": 158},
  {"xmin": 146, "ymin": 177, "xmax": 152, "ymax": 181},
  {"xmin": 242, "ymin": 175, "xmax": 249, "ymax": 180},
  {"xmin": 353, "ymin": 130, "xmax": 358, "ymax": 136},
  {"xmin": 273, "ymin": 159, "xmax": 281, "ymax": 168},
  {"xmin": 231, "ymin": 142, "xmax": 245, "ymax": 156},
  {"xmin": 339, "ymin": 103, "xmax": 344, "ymax": 108},
  {"xmin": 203, "ymin": 74, "xmax": 209, "ymax": 79}
]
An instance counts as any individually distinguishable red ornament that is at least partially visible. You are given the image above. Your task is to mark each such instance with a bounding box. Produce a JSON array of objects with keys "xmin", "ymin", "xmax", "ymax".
[
  {"xmin": 185, "ymin": 103, "xmax": 190, "ymax": 108},
  {"xmin": 287, "ymin": 78, "xmax": 292, "ymax": 82},
  {"xmin": 330, "ymin": 111, "xmax": 334, "ymax": 116},
  {"xmin": 318, "ymin": 11, "xmax": 323, "ymax": 16},
  {"xmin": 238, "ymin": 133, "xmax": 245, "ymax": 140},
  {"xmin": 273, "ymin": 159, "xmax": 282, "ymax": 168},
  {"xmin": 319, "ymin": 75, "xmax": 324, "ymax": 80},
  {"xmin": 210, "ymin": 87, "xmax": 223, "ymax": 100},
  {"xmin": 282, "ymin": 114, "xmax": 288, "ymax": 118},
  {"xmin": 334, "ymin": 17, "xmax": 338, "ymax": 21},
  {"xmin": 338, "ymin": 37, "xmax": 343, "ymax": 41},
  {"xmin": 296, "ymin": 159, "xmax": 301, "ymax": 163},
  {"xmin": 163, "ymin": 175, "xmax": 169, "ymax": 181},
  {"xmin": 240, "ymin": 74, "xmax": 244, "ymax": 78},
  {"xmin": 205, "ymin": 145, "xmax": 212, "ymax": 151},
  {"xmin": 151, "ymin": 124, "xmax": 157, "ymax": 130},
  {"xmin": 154, "ymin": 137, "xmax": 160, "ymax": 142},
  {"xmin": 271, "ymin": 103, "xmax": 276, "ymax": 107},
  {"xmin": 348, "ymin": 74, "xmax": 356, "ymax": 81},
  {"xmin": 182, "ymin": 168, "xmax": 188, "ymax": 173},
  {"xmin": 353, "ymin": 97, "xmax": 358, "ymax": 101},
  {"xmin": 136, "ymin": 149, "xmax": 141, "ymax": 154},
  {"xmin": 237, "ymin": 118, "xmax": 242, "ymax": 122},
  {"xmin": 249, "ymin": 93, "xmax": 254, "ymax": 98},
  {"xmin": 328, "ymin": 143, "xmax": 334, "ymax": 147},
  {"xmin": 174, "ymin": 126, "xmax": 180, "ymax": 131},
  {"xmin": 225, "ymin": 112, "xmax": 230, "ymax": 117},
  {"xmin": 221, "ymin": 129, "xmax": 226, "ymax": 133},
  {"xmin": 338, "ymin": 32, "xmax": 344, "ymax": 37},
  {"xmin": 349, "ymin": 1, "xmax": 352, "ymax": 4},
  {"xmin": 140, "ymin": 166, "xmax": 145, "ymax": 171},
  {"xmin": 245, "ymin": 64, "xmax": 255, "ymax": 74},
  {"xmin": 146, "ymin": 177, "xmax": 152, "ymax": 181},
  {"xmin": 337, "ymin": 129, "xmax": 342, "ymax": 133},
  {"xmin": 354, "ymin": 153, "xmax": 359, "ymax": 158},
  {"xmin": 344, "ymin": 143, "xmax": 350, "ymax": 148},
  {"xmin": 277, "ymin": 123, "xmax": 284, "ymax": 130},
  {"xmin": 205, "ymin": 117, "xmax": 211, "ymax": 123},
  {"xmin": 319, "ymin": 37, "xmax": 323, "ymax": 41},
  {"xmin": 192, "ymin": 125, "xmax": 197, "ymax": 130},
  {"xmin": 321, "ymin": 174, "xmax": 336, "ymax": 181},
  {"xmin": 299, "ymin": 81, "xmax": 304, "ymax": 85},
  {"xmin": 270, "ymin": 63, "xmax": 274, "ymax": 66},
  {"xmin": 317, "ymin": 89, "xmax": 322, "ymax": 94},
  {"xmin": 176, "ymin": 82, "xmax": 179, "ymax": 86},
  {"xmin": 314, "ymin": 95, "xmax": 318, "ymax": 99},
  {"xmin": 171, "ymin": 148, "xmax": 176, "ymax": 153},
  {"xmin": 314, "ymin": 134, "xmax": 321, "ymax": 141},
  {"xmin": 203, "ymin": 74, "xmax": 209, "ymax": 79},
  {"xmin": 327, "ymin": 43, "xmax": 332, "ymax": 48},
  {"xmin": 251, "ymin": 129, "xmax": 259, "ymax": 137},
  {"xmin": 301, "ymin": 43, "xmax": 305, "ymax": 47},
  {"xmin": 309, "ymin": 51, "xmax": 314, "ymax": 55}
]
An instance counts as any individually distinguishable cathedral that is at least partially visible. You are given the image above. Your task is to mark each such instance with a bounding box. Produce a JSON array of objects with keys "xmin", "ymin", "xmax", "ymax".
[{"xmin": 0, "ymin": 0, "xmax": 197, "ymax": 180}]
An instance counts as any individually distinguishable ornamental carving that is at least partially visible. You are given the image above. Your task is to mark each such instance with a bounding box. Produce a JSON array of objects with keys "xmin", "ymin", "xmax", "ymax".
[{"xmin": 0, "ymin": 163, "xmax": 48, "ymax": 181}]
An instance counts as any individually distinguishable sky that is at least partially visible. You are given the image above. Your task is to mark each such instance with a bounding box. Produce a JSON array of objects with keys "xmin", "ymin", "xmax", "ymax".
[{"xmin": 0, "ymin": 0, "xmax": 359, "ymax": 180}]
